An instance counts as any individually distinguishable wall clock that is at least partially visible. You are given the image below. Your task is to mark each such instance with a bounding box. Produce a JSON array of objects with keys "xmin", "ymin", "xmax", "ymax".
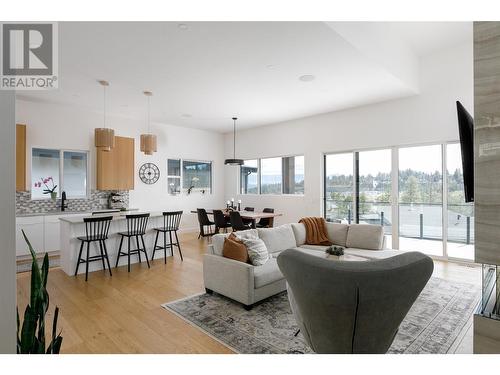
[{"xmin": 139, "ymin": 163, "xmax": 160, "ymax": 184}]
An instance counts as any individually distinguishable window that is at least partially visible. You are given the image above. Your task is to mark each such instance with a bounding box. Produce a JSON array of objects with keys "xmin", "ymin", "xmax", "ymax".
[
  {"xmin": 62, "ymin": 151, "xmax": 88, "ymax": 198},
  {"xmin": 167, "ymin": 159, "xmax": 181, "ymax": 195},
  {"xmin": 240, "ymin": 159, "xmax": 258, "ymax": 194},
  {"xmin": 283, "ymin": 155, "xmax": 304, "ymax": 194},
  {"xmin": 324, "ymin": 153, "xmax": 354, "ymax": 223},
  {"xmin": 260, "ymin": 157, "xmax": 282, "ymax": 194},
  {"xmin": 182, "ymin": 160, "xmax": 212, "ymax": 194},
  {"xmin": 31, "ymin": 148, "xmax": 88, "ymax": 199},
  {"xmin": 241, "ymin": 155, "xmax": 305, "ymax": 195},
  {"xmin": 32, "ymin": 148, "xmax": 61, "ymax": 199}
]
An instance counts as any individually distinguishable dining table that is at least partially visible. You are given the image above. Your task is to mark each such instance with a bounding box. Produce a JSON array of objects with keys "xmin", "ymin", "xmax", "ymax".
[{"xmin": 191, "ymin": 209, "xmax": 282, "ymax": 228}]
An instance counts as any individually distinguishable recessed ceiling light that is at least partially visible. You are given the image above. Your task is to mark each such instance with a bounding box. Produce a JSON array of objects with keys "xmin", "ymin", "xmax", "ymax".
[
  {"xmin": 181, "ymin": 113, "xmax": 192, "ymax": 118},
  {"xmin": 178, "ymin": 23, "xmax": 189, "ymax": 30},
  {"xmin": 266, "ymin": 64, "xmax": 275, "ymax": 69},
  {"xmin": 299, "ymin": 74, "xmax": 315, "ymax": 82}
]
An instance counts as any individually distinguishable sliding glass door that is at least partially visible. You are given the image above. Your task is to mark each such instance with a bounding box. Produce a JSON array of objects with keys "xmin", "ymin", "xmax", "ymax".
[
  {"xmin": 324, "ymin": 153, "xmax": 354, "ymax": 223},
  {"xmin": 398, "ymin": 145, "xmax": 443, "ymax": 256},
  {"xmin": 324, "ymin": 143, "xmax": 473, "ymax": 260},
  {"xmin": 358, "ymin": 149, "xmax": 392, "ymax": 246},
  {"xmin": 446, "ymin": 143, "xmax": 474, "ymax": 260}
]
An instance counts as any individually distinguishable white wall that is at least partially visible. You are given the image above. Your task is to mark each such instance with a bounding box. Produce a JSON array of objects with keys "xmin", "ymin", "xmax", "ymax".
[
  {"xmin": 224, "ymin": 43, "xmax": 473, "ymax": 226},
  {"xmin": 16, "ymin": 100, "xmax": 226, "ymax": 231},
  {"xmin": 0, "ymin": 91, "xmax": 16, "ymax": 353}
]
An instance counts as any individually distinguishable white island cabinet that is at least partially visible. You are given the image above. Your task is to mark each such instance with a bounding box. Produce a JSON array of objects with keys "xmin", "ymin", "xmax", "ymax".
[{"xmin": 59, "ymin": 211, "xmax": 167, "ymax": 276}]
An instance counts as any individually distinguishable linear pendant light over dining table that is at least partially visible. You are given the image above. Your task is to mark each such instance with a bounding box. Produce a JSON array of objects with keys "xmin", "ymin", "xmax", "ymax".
[
  {"xmin": 224, "ymin": 117, "xmax": 243, "ymax": 166},
  {"xmin": 140, "ymin": 90, "xmax": 157, "ymax": 156},
  {"xmin": 94, "ymin": 80, "xmax": 115, "ymax": 152}
]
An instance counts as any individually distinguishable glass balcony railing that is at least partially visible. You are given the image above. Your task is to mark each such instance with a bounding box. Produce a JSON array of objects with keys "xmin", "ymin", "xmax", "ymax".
[{"xmin": 324, "ymin": 200, "xmax": 474, "ymax": 246}]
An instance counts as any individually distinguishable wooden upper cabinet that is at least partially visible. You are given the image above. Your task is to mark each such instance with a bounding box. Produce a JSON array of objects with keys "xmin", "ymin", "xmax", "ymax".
[
  {"xmin": 16, "ymin": 124, "xmax": 26, "ymax": 191},
  {"xmin": 96, "ymin": 136, "xmax": 135, "ymax": 190}
]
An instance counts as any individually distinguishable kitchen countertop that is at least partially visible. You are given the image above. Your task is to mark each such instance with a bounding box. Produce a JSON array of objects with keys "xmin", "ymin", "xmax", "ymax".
[
  {"xmin": 16, "ymin": 208, "xmax": 138, "ymax": 218},
  {"xmin": 59, "ymin": 210, "xmax": 163, "ymax": 223}
]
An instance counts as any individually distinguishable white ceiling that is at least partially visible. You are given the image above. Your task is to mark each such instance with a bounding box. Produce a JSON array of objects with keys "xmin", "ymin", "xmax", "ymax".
[{"xmin": 17, "ymin": 22, "xmax": 472, "ymax": 133}]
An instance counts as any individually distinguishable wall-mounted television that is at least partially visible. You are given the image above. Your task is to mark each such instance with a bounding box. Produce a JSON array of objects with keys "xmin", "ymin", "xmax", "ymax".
[{"xmin": 456, "ymin": 101, "xmax": 474, "ymax": 203}]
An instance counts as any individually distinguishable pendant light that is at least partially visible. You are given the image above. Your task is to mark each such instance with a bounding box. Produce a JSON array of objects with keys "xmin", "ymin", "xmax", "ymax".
[
  {"xmin": 224, "ymin": 117, "xmax": 243, "ymax": 166},
  {"xmin": 140, "ymin": 90, "xmax": 157, "ymax": 156},
  {"xmin": 94, "ymin": 80, "xmax": 115, "ymax": 152}
]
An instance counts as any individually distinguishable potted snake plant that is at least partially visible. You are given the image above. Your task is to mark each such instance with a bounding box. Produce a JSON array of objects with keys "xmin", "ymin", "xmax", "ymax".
[{"xmin": 17, "ymin": 230, "xmax": 63, "ymax": 354}]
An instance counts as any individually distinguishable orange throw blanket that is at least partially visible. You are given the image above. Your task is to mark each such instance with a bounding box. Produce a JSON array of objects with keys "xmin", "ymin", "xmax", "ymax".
[{"xmin": 299, "ymin": 217, "xmax": 332, "ymax": 246}]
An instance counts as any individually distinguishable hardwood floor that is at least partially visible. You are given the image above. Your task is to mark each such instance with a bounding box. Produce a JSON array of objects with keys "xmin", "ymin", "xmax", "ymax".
[
  {"xmin": 16, "ymin": 232, "xmax": 232, "ymax": 354},
  {"xmin": 16, "ymin": 232, "xmax": 481, "ymax": 354}
]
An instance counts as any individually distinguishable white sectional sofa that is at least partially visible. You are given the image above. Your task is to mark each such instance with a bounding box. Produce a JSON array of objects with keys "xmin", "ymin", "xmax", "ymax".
[{"xmin": 203, "ymin": 222, "xmax": 402, "ymax": 309}]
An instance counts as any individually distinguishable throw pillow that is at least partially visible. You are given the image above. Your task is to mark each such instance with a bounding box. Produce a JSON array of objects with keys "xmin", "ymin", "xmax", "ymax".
[
  {"xmin": 234, "ymin": 229, "xmax": 259, "ymax": 241},
  {"xmin": 241, "ymin": 237, "xmax": 269, "ymax": 266},
  {"xmin": 222, "ymin": 233, "xmax": 250, "ymax": 263}
]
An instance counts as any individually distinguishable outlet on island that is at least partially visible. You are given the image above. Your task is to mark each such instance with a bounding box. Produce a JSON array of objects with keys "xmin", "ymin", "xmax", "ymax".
[{"xmin": 99, "ymin": 198, "xmax": 107, "ymax": 205}]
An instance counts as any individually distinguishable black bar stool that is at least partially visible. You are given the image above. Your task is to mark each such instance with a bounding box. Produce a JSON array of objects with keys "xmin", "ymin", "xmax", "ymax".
[
  {"xmin": 115, "ymin": 213, "xmax": 151, "ymax": 272},
  {"xmin": 75, "ymin": 216, "xmax": 113, "ymax": 281},
  {"xmin": 151, "ymin": 211, "xmax": 184, "ymax": 263}
]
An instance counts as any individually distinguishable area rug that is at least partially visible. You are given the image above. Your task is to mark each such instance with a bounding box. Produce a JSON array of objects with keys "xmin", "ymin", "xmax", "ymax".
[{"xmin": 162, "ymin": 277, "xmax": 480, "ymax": 354}]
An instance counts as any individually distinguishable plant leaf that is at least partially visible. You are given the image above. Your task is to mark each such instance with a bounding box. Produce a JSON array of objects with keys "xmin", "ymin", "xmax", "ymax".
[
  {"xmin": 16, "ymin": 308, "xmax": 21, "ymax": 354},
  {"xmin": 20, "ymin": 305, "xmax": 37, "ymax": 354},
  {"xmin": 46, "ymin": 307, "xmax": 62, "ymax": 354},
  {"xmin": 41, "ymin": 253, "xmax": 49, "ymax": 288},
  {"xmin": 46, "ymin": 335, "xmax": 62, "ymax": 354}
]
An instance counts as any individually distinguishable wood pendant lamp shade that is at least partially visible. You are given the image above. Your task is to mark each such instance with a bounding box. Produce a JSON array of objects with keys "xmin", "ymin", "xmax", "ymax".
[
  {"xmin": 141, "ymin": 90, "xmax": 157, "ymax": 155},
  {"xmin": 140, "ymin": 134, "xmax": 157, "ymax": 155},
  {"xmin": 95, "ymin": 128, "xmax": 115, "ymax": 152},
  {"xmin": 94, "ymin": 80, "xmax": 115, "ymax": 152}
]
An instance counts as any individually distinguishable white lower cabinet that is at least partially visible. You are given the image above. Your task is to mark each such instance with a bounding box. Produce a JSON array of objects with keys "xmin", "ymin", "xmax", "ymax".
[
  {"xmin": 16, "ymin": 213, "xmax": 85, "ymax": 257},
  {"xmin": 15, "ymin": 216, "xmax": 45, "ymax": 256},
  {"xmin": 44, "ymin": 215, "xmax": 63, "ymax": 253}
]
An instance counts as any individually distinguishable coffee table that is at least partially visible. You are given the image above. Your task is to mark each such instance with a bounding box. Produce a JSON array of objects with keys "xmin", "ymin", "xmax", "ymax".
[{"xmin": 325, "ymin": 253, "xmax": 368, "ymax": 262}]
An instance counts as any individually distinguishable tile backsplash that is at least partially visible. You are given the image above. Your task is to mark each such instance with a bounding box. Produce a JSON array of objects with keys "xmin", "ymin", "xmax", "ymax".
[{"xmin": 16, "ymin": 190, "xmax": 129, "ymax": 215}]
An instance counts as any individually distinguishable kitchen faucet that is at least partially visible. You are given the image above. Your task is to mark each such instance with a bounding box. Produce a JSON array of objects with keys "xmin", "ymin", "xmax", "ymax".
[{"xmin": 60, "ymin": 191, "xmax": 68, "ymax": 211}]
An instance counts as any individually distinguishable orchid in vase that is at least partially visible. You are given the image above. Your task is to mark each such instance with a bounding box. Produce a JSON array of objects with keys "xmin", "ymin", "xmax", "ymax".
[{"xmin": 34, "ymin": 177, "xmax": 58, "ymax": 200}]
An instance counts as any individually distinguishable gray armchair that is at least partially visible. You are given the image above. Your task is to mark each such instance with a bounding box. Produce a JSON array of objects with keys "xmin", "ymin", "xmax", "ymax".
[{"xmin": 276, "ymin": 249, "xmax": 433, "ymax": 354}]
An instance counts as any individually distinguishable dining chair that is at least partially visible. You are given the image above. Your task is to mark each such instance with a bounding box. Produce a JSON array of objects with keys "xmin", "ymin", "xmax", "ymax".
[
  {"xmin": 197, "ymin": 208, "xmax": 215, "ymax": 239},
  {"xmin": 243, "ymin": 207, "xmax": 255, "ymax": 225},
  {"xmin": 256, "ymin": 208, "xmax": 275, "ymax": 228},
  {"xmin": 230, "ymin": 211, "xmax": 252, "ymax": 232},
  {"xmin": 213, "ymin": 209, "xmax": 232, "ymax": 233}
]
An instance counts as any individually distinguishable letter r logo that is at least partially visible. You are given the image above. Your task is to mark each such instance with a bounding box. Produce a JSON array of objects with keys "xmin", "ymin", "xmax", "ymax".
[{"xmin": 2, "ymin": 24, "xmax": 53, "ymax": 76}]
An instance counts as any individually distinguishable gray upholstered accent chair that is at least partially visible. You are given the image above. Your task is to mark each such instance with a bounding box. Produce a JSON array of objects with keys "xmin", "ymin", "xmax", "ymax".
[{"xmin": 276, "ymin": 249, "xmax": 433, "ymax": 354}]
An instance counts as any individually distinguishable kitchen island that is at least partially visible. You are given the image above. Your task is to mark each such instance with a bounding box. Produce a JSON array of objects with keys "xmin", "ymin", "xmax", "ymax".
[{"xmin": 59, "ymin": 211, "xmax": 168, "ymax": 276}]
